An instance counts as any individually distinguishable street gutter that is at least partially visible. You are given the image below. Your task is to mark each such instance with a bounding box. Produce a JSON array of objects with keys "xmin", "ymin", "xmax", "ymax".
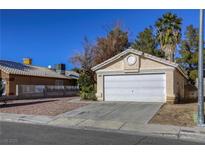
[{"xmin": 0, "ymin": 113, "xmax": 205, "ymax": 144}]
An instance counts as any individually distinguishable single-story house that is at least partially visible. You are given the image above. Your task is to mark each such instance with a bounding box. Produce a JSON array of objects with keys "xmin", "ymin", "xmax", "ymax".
[
  {"xmin": 0, "ymin": 59, "xmax": 78, "ymax": 96},
  {"xmin": 91, "ymin": 48, "xmax": 189, "ymax": 104}
]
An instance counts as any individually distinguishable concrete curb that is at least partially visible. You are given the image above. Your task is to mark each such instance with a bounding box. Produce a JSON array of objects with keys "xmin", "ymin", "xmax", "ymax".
[
  {"xmin": 1, "ymin": 112, "xmax": 205, "ymax": 144},
  {"xmin": 47, "ymin": 123, "xmax": 205, "ymax": 143},
  {"xmin": 23, "ymin": 120, "xmax": 205, "ymax": 143},
  {"xmin": 179, "ymin": 129, "xmax": 205, "ymax": 142}
]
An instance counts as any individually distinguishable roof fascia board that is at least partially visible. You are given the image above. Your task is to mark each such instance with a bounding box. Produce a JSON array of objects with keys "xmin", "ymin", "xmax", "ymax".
[
  {"xmin": 0, "ymin": 68, "xmax": 72, "ymax": 80},
  {"xmin": 0, "ymin": 69, "xmax": 10, "ymax": 75},
  {"xmin": 92, "ymin": 48, "xmax": 177, "ymax": 71}
]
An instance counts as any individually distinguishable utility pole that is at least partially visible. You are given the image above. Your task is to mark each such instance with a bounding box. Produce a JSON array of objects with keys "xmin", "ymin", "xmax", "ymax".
[{"xmin": 198, "ymin": 9, "xmax": 204, "ymax": 126}]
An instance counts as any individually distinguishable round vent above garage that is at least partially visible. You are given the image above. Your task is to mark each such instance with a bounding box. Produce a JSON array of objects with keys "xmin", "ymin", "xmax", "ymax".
[{"xmin": 127, "ymin": 55, "xmax": 136, "ymax": 65}]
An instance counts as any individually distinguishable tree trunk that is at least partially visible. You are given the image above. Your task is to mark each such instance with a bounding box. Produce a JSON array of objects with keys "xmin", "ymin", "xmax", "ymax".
[{"xmin": 163, "ymin": 45, "xmax": 174, "ymax": 62}]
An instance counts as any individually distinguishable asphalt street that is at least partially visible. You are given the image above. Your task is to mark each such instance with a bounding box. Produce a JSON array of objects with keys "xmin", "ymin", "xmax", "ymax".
[{"xmin": 0, "ymin": 121, "xmax": 204, "ymax": 145}]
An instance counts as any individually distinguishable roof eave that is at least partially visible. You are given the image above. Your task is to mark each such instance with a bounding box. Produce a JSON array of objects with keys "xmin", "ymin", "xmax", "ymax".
[{"xmin": 6, "ymin": 72, "xmax": 72, "ymax": 80}]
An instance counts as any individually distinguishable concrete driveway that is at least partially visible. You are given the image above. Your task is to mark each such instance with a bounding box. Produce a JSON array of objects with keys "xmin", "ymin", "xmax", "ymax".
[{"xmin": 61, "ymin": 101, "xmax": 163, "ymax": 124}]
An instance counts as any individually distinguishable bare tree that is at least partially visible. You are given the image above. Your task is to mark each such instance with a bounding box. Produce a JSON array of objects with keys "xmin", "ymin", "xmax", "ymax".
[{"xmin": 94, "ymin": 25, "xmax": 129, "ymax": 65}]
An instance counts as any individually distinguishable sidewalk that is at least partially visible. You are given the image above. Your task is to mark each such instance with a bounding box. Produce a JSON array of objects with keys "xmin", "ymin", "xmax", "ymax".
[{"xmin": 1, "ymin": 112, "xmax": 205, "ymax": 143}]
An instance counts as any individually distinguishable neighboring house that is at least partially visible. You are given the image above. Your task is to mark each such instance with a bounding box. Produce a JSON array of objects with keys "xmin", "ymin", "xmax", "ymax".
[
  {"xmin": 65, "ymin": 71, "xmax": 79, "ymax": 79},
  {"xmin": 92, "ymin": 48, "xmax": 189, "ymax": 104},
  {"xmin": 0, "ymin": 58, "xmax": 78, "ymax": 97}
]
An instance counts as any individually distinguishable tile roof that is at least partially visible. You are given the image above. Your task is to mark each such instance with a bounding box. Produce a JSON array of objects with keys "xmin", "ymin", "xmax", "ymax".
[{"xmin": 0, "ymin": 60, "xmax": 72, "ymax": 79}]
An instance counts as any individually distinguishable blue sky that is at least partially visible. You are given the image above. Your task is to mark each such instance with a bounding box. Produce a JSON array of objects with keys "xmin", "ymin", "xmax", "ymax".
[{"xmin": 0, "ymin": 9, "xmax": 200, "ymax": 69}]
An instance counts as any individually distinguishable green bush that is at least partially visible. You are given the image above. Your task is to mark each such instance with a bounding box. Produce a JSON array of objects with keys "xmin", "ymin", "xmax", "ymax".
[{"xmin": 78, "ymin": 72, "xmax": 96, "ymax": 100}]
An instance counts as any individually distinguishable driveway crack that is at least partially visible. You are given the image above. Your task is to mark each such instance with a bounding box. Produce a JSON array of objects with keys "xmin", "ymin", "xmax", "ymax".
[{"xmin": 118, "ymin": 122, "xmax": 127, "ymax": 130}]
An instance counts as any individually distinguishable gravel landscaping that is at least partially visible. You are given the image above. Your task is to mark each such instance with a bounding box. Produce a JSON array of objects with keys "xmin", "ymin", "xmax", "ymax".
[
  {"xmin": 0, "ymin": 97, "xmax": 89, "ymax": 116},
  {"xmin": 150, "ymin": 102, "xmax": 205, "ymax": 127}
]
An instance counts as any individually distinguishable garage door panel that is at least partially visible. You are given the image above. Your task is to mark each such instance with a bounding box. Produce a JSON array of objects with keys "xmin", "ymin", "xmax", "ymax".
[
  {"xmin": 105, "ymin": 95, "xmax": 165, "ymax": 102},
  {"xmin": 104, "ymin": 74, "xmax": 166, "ymax": 102},
  {"xmin": 105, "ymin": 91, "xmax": 164, "ymax": 98},
  {"xmin": 105, "ymin": 74, "xmax": 165, "ymax": 81},
  {"xmin": 105, "ymin": 83, "xmax": 165, "ymax": 88}
]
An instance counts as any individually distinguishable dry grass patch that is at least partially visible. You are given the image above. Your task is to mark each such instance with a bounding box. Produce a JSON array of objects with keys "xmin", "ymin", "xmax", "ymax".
[{"xmin": 150, "ymin": 102, "xmax": 205, "ymax": 127}]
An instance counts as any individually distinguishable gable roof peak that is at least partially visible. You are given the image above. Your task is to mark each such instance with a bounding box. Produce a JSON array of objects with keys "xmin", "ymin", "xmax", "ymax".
[{"xmin": 91, "ymin": 48, "xmax": 188, "ymax": 79}]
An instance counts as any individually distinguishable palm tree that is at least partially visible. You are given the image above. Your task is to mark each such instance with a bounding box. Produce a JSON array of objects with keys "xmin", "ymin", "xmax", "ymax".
[{"xmin": 155, "ymin": 12, "xmax": 182, "ymax": 62}]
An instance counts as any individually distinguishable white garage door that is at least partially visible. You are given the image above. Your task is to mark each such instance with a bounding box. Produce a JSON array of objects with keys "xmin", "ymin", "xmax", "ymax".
[{"xmin": 104, "ymin": 74, "xmax": 166, "ymax": 102}]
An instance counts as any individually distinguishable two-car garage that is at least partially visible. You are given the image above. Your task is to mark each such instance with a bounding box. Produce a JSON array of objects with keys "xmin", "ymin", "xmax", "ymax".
[
  {"xmin": 92, "ymin": 49, "xmax": 187, "ymax": 104},
  {"xmin": 104, "ymin": 74, "xmax": 166, "ymax": 102}
]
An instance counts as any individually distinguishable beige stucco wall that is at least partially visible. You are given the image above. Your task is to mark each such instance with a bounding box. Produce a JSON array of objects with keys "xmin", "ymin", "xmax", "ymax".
[
  {"xmin": 0, "ymin": 70, "xmax": 77, "ymax": 96},
  {"xmin": 174, "ymin": 69, "xmax": 186, "ymax": 100},
  {"xmin": 95, "ymin": 53, "xmax": 186, "ymax": 103}
]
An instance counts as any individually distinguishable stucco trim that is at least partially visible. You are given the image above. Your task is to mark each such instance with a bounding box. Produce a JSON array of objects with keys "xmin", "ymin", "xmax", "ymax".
[{"xmin": 92, "ymin": 48, "xmax": 188, "ymax": 79}]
